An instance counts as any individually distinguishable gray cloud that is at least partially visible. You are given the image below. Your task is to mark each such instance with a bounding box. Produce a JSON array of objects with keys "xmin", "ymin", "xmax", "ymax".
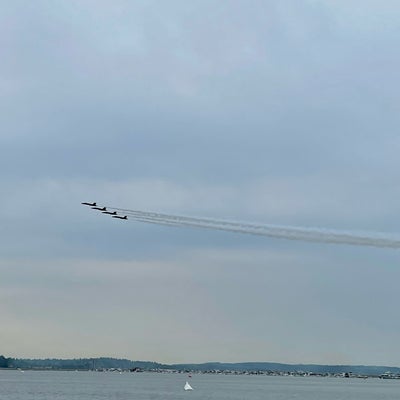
[{"xmin": 1, "ymin": 0, "xmax": 400, "ymax": 364}]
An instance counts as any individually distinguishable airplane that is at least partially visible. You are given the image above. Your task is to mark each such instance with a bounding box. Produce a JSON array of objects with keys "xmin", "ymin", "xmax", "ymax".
[
  {"xmin": 102, "ymin": 211, "xmax": 117, "ymax": 215},
  {"xmin": 92, "ymin": 206, "xmax": 107, "ymax": 211},
  {"xmin": 112, "ymin": 215, "xmax": 128, "ymax": 220},
  {"xmin": 81, "ymin": 202, "xmax": 96, "ymax": 206}
]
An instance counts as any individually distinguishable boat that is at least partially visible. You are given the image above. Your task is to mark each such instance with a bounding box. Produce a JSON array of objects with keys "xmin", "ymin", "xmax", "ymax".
[{"xmin": 184, "ymin": 381, "xmax": 193, "ymax": 391}]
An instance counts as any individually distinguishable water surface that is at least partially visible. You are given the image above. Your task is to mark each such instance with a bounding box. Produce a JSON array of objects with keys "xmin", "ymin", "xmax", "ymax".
[{"xmin": 1, "ymin": 370, "xmax": 399, "ymax": 400}]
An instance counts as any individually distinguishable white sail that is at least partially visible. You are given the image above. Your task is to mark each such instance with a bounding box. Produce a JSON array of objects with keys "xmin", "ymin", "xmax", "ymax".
[{"xmin": 184, "ymin": 381, "xmax": 193, "ymax": 391}]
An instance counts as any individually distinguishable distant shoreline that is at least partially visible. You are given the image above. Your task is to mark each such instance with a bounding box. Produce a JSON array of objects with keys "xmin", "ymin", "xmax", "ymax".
[
  {"xmin": 1, "ymin": 356, "xmax": 400, "ymax": 379},
  {"xmin": 1, "ymin": 367, "xmax": 399, "ymax": 379}
]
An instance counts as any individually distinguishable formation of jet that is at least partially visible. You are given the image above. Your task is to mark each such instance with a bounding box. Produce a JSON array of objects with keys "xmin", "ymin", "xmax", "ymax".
[{"xmin": 81, "ymin": 202, "xmax": 128, "ymax": 220}]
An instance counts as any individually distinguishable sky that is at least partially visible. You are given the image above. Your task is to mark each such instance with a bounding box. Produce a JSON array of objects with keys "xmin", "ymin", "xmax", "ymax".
[{"xmin": 1, "ymin": 0, "xmax": 400, "ymax": 366}]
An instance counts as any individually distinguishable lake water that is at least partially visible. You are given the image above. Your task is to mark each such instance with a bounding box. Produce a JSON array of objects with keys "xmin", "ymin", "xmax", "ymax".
[{"xmin": 1, "ymin": 370, "xmax": 399, "ymax": 400}]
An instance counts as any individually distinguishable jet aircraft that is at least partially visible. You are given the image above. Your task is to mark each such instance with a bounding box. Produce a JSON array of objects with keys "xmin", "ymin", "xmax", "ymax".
[
  {"xmin": 92, "ymin": 206, "xmax": 107, "ymax": 211},
  {"xmin": 81, "ymin": 202, "xmax": 96, "ymax": 206},
  {"xmin": 112, "ymin": 215, "xmax": 128, "ymax": 220},
  {"xmin": 102, "ymin": 211, "xmax": 117, "ymax": 215}
]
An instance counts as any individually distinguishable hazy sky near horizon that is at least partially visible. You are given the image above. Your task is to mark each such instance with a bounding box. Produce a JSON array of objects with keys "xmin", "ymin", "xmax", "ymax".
[{"xmin": 1, "ymin": 0, "xmax": 400, "ymax": 366}]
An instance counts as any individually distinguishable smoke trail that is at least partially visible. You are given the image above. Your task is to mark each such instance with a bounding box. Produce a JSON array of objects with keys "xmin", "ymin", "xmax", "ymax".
[{"xmin": 101, "ymin": 206, "xmax": 400, "ymax": 249}]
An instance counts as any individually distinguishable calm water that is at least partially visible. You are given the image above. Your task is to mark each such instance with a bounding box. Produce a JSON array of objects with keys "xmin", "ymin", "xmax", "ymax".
[{"xmin": 0, "ymin": 370, "xmax": 399, "ymax": 400}]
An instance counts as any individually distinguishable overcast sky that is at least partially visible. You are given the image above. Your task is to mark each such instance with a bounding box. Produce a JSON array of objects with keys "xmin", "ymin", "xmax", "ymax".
[{"xmin": 1, "ymin": 0, "xmax": 400, "ymax": 366}]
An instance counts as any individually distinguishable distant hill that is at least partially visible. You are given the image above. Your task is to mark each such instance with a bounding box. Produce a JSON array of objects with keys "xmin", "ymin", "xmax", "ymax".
[
  {"xmin": 6, "ymin": 357, "xmax": 163, "ymax": 371},
  {"xmin": 169, "ymin": 362, "xmax": 400, "ymax": 375},
  {"xmin": 2, "ymin": 356, "xmax": 400, "ymax": 376}
]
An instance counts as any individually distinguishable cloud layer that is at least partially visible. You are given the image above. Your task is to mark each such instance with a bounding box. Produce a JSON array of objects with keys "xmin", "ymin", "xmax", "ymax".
[{"xmin": 1, "ymin": 0, "xmax": 400, "ymax": 365}]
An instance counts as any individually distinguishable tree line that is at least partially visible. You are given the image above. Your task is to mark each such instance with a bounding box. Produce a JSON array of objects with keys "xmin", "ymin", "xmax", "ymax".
[{"xmin": 0, "ymin": 356, "xmax": 162, "ymax": 370}]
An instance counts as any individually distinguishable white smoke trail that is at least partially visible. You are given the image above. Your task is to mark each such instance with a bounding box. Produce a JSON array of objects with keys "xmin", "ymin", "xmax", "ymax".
[{"xmin": 100, "ymin": 206, "xmax": 400, "ymax": 249}]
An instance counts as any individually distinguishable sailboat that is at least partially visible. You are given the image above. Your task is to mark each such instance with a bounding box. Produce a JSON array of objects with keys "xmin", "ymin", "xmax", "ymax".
[{"xmin": 184, "ymin": 381, "xmax": 193, "ymax": 391}]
